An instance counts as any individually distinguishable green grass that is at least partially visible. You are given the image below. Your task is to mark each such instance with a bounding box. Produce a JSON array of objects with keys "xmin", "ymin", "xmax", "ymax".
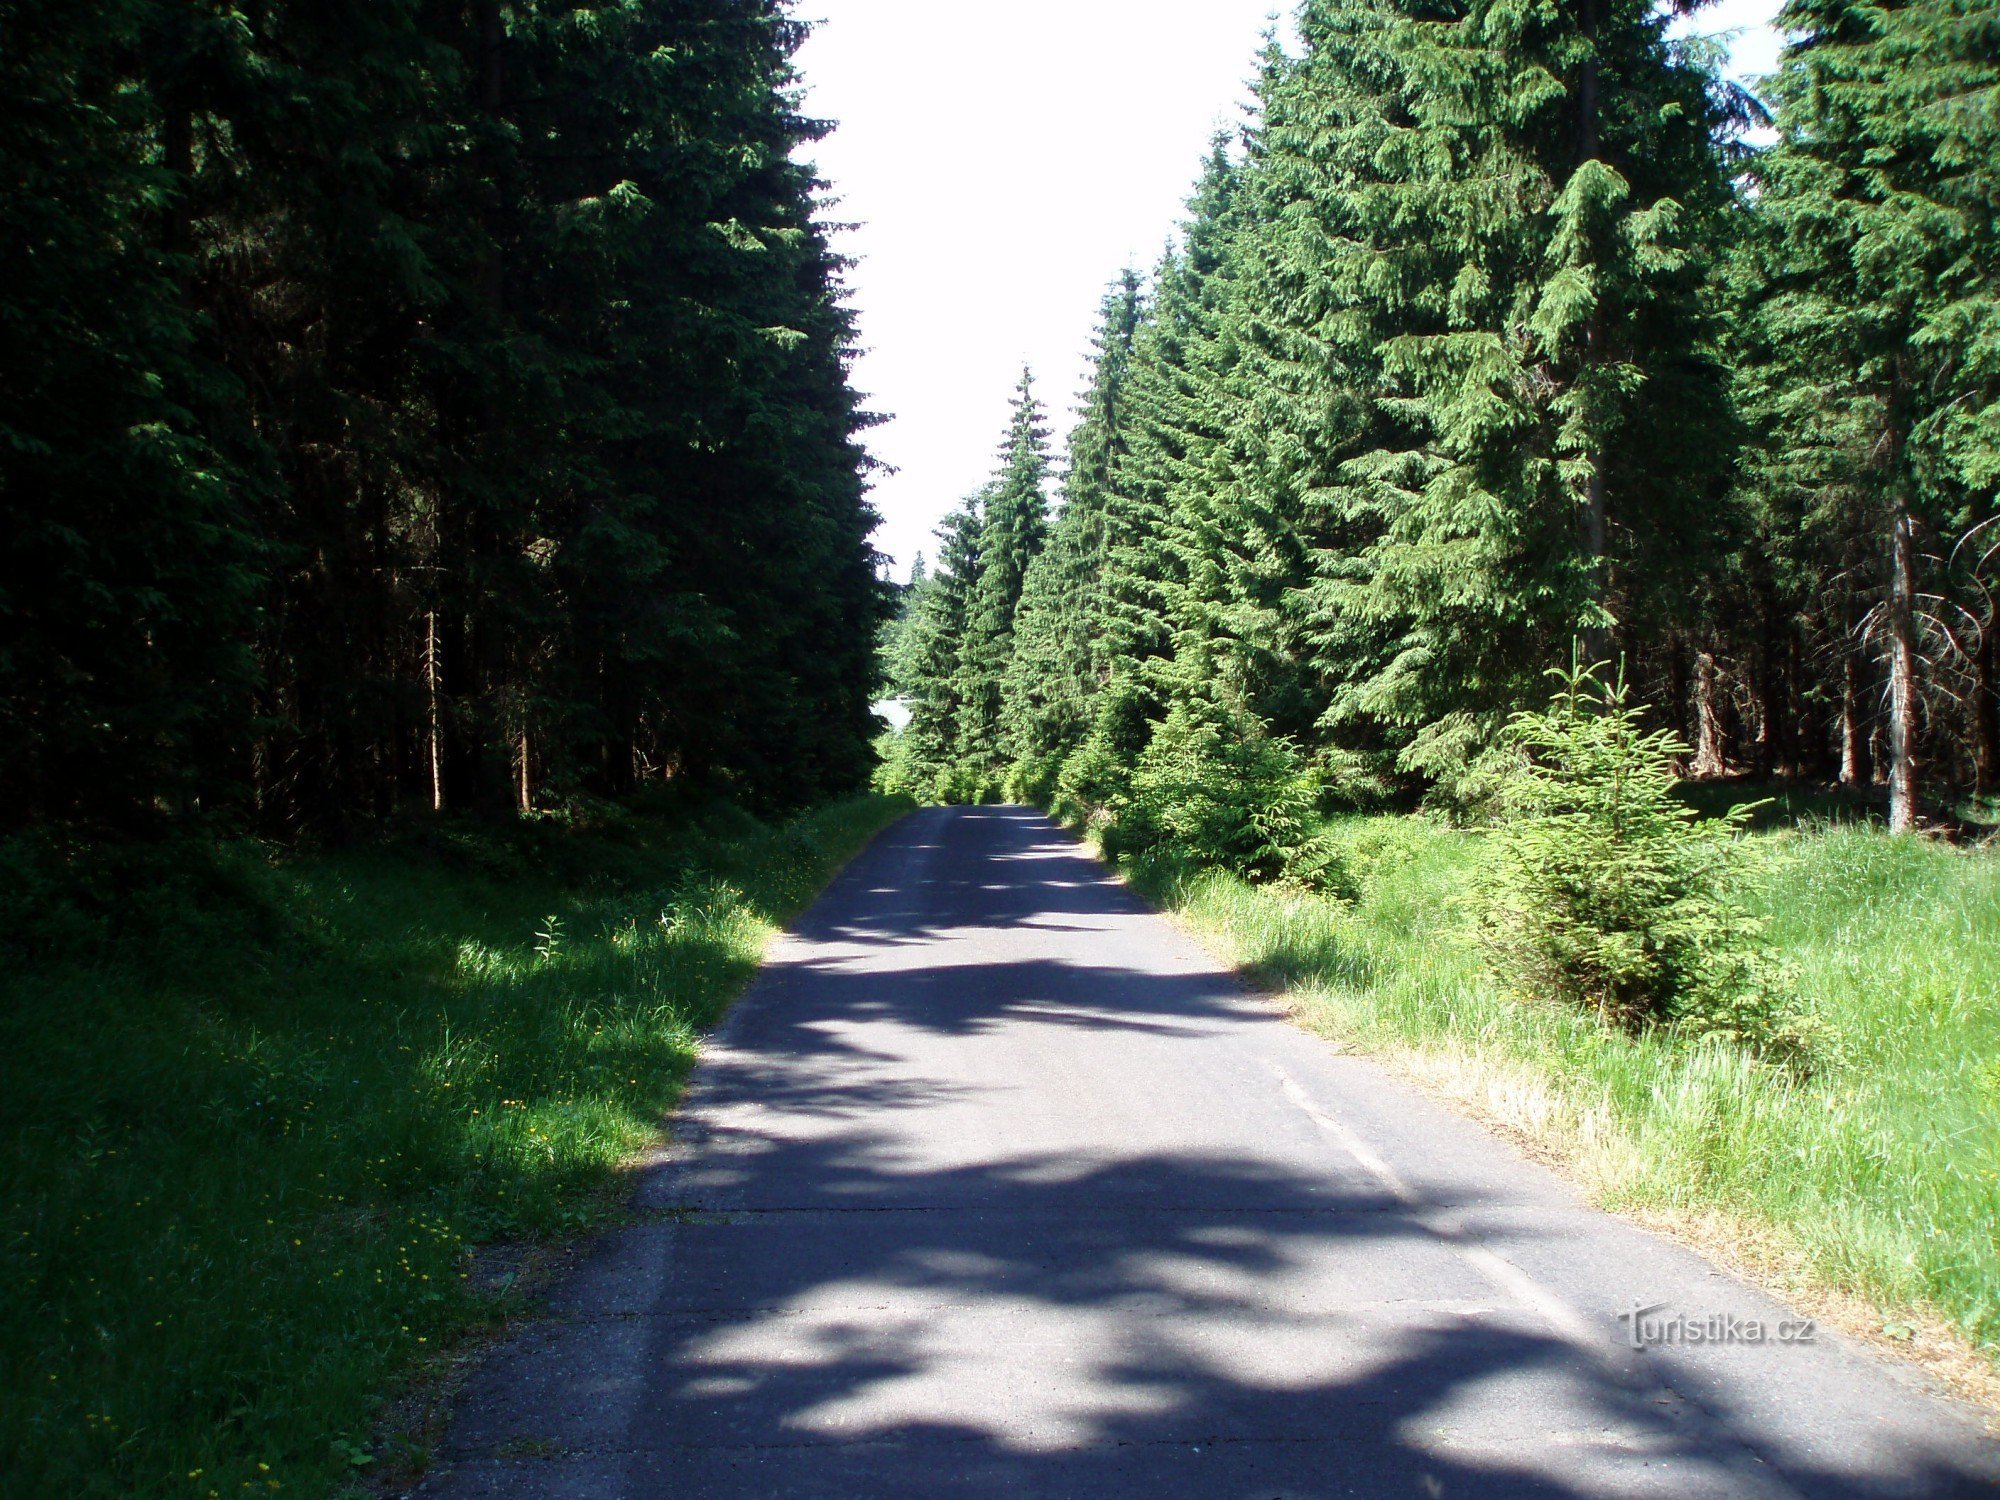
[
  {"xmin": 1122, "ymin": 813, "xmax": 2000, "ymax": 1369},
  {"xmin": 0, "ymin": 793, "xmax": 912, "ymax": 1498}
]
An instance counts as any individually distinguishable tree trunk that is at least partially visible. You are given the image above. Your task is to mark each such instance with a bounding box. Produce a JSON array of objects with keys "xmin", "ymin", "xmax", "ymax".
[
  {"xmin": 1691, "ymin": 650, "xmax": 1726, "ymax": 778},
  {"xmin": 1887, "ymin": 500, "xmax": 1919, "ymax": 832},
  {"xmin": 426, "ymin": 610, "xmax": 444, "ymax": 812},
  {"xmin": 1839, "ymin": 642, "xmax": 1872, "ymax": 789},
  {"xmin": 1667, "ymin": 636, "xmax": 1690, "ymax": 759},
  {"xmin": 1975, "ymin": 608, "xmax": 2000, "ymax": 792},
  {"xmin": 1759, "ymin": 635, "xmax": 1794, "ymax": 780}
]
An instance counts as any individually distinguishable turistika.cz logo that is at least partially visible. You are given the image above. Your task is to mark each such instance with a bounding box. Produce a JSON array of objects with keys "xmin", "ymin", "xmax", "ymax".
[{"xmin": 1615, "ymin": 1300, "xmax": 1817, "ymax": 1349}]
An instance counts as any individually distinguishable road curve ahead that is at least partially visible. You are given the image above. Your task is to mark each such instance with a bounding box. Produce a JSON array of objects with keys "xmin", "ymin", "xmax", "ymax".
[{"xmin": 428, "ymin": 806, "xmax": 1999, "ymax": 1499}]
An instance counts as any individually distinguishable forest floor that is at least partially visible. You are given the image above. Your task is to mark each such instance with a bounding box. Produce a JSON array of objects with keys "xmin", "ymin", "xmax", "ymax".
[
  {"xmin": 0, "ymin": 792, "xmax": 912, "ymax": 1499},
  {"xmin": 1126, "ymin": 799, "xmax": 2000, "ymax": 1414}
]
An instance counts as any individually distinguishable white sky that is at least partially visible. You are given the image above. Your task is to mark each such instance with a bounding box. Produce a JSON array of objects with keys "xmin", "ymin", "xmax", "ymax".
[{"xmin": 795, "ymin": 1, "xmax": 1787, "ymax": 580}]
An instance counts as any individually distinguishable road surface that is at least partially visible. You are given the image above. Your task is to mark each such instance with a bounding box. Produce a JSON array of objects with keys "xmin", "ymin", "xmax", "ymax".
[{"xmin": 426, "ymin": 806, "xmax": 1999, "ymax": 1498}]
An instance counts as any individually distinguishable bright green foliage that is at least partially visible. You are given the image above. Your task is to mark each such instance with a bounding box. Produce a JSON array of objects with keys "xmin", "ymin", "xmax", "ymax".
[
  {"xmin": 889, "ymin": 376, "xmax": 1055, "ymax": 800},
  {"xmin": 1481, "ymin": 663, "xmax": 1798, "ymax": 1053},
  {"xmin": 1092, "ymin": 142, "xmax": 1251, "ymax": 729},
  {"xmin": 0, "ymin": 794, "xmax": 909, "ymax": 1496},
  {"xmin": 894, "ymin": 497, "xmax": 986, "ymax": 799},
  {"xmin": 870, "ymin": 728, "xmax": 927, "ymax": 801},
  {"xmin": 902, "ymin": 0, "xmax": 1998, "ymax": 871},
  {"xmin": 1148, "ymin": 814, "xmax": 2000, "ymax": 1373},
  {"xmin": 1049, "ymin": 676, "xmax": 1151, "ymax": 821},
  {"xmin": 1021, "ymin": 141, "xmax": 1261, "ymax": 820},
  {"xmin": 1143, "ymin": 42, "xmax": 1360, "ymax": 762},
  {"xmin": 1004, "ymin": 273, "xmax": 1145, "ymax": 773},
  {"xmin": 1279, "ymin": 0, "xmax": 1739, "ymax": 787},
  {"xmin": 956, "ymin": 371, "xmax": 1054, "ymax": 771},
  {"xmin": 1780, "ymin": 0, "xmax": 2000, "ymax": 496},
  {"xmin": 969, "ymin": 0, "xmax": 1753, "ymax": 840},
  {"xmin": 880, "ymin": 553, "xmax": 928, "ymax": 698},
  {"xmin": 1118, "ymin": 701, "xmax": 1314, "ymax": 882},
  {"xmin": 1739, "ymin": 0, "xmax": 2000, "ymax": 824}
]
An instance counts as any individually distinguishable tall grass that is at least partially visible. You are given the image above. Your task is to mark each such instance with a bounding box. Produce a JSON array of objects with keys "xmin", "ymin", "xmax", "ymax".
[
  {"xmin": 0, "ymin": 794, "xmax": 910, "ymax": 1498},
  {"xmin": 1129, "ymin": 815, "xmax": 2000, "ymax": 1369}
]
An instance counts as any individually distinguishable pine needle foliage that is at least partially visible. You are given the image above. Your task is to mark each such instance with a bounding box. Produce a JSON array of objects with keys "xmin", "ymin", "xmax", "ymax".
[
  {"xmin": 1739, "ymin": 0, "xmax": 2000, "ymax": 829},
  {"xmin": 1120, "ymin": 700, "xmax": 1315, "ymax": 882},
  {"xmin": 1, "ymin": 0, "xmax": 887, "ymax": 835},
  {"xmin": 1481, "ymin": 662, "xmax": 1802, "ymax": 1056},
  {"xmin": 1004, "ymin": 273, "xmax": 1145, "ymax": 775},
  {"xmin": 957, "ymin": 371, "xmax": 1054, "ymax": 772},
  {"xmin": 916, "ymin": 0, "xmax": 1999, "ymax": 847}
]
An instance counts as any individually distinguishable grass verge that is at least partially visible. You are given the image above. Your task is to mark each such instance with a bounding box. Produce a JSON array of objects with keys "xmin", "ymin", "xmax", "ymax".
[
  {"xmin": 1116, "ymin": 814, "xmax": 2000, "ymax": 1404},
  {"xmin": 0, "ymin": 792, "xmax": 912, "ymax": 1498}
]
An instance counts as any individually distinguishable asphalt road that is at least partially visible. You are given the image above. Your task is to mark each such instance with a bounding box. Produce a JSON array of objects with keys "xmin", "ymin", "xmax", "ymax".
[{"xmin": 425, "ymin": 805, "xmax": 2000, "ymax": 1498}]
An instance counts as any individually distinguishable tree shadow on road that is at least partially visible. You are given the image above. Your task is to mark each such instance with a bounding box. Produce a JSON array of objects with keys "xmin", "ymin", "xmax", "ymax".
[
  {"xmin": 427, "ymin": 806, "xmax": 1998, "ymax": 1499},
  {"xmin": 441, "ymin": 1133, "xmax": 1996, "ymax": 1497}
]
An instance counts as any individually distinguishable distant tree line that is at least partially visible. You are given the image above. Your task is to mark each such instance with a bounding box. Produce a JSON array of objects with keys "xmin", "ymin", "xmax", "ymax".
[
  {"xmin": 886, "ymin": 0, "xmax": 1998, "ymax": 835},
  {"xmin": 1, "ymin": 0, "xmax": 885, "ymax": 837}
]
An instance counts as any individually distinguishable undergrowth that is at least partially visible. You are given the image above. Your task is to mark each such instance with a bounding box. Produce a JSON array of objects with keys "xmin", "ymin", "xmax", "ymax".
[
  {"xmin": 1119, "ymin": 814, "xmax": 2000, "ymax": 1374},
  {"xmin": 1480, "ymin": 664, "xmax": 1806, "ymax": 1057},
  {"xmin": 0, "ymin": 793, "xmax": 911, "ymax": 1498}
]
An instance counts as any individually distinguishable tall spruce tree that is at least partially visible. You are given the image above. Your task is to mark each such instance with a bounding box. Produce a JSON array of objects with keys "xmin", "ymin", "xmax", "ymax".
[
  {"xmin": 899, "ymin": 495, "xmax": 986, "ymax": 793},
  {"xmin": 0, "ymin": 0, "xmax": 886, "ymax": 836},
  {"xmin": 882, "ymin": 552, "xmax": 929, "ymax": 700},
  {"xmin": 895, "ymin": 0, "xmax": 1998, "ymax": 839},
  {"xmin": 1277, "ymin": 0, "xmax": 1739, "ymax": 793},
  {"xmin": 0, "ymin": 0, "xmax": 260, "ymax": 828},
  {"xmin": 955, "ymin": 370, "xmax": 1052, "ymax": 770},
  {"xmin": 1171, "ymin": 38, "xmax": 1342, "ymax": 750},
  {"xmin": 1749, "ymin": 0, "xmax": 2000, "ymax": 829},
  {"xmin": 1081, "ymin": 141, "xmax": 1250, "ymax": 800},
  {"xmin": 1002, "ymin": 273, "xmax": 1144, "ymax": 773},
  {"xmin": 1218, "ymin": 7, "xmax": 1408, "ymax": 784}
]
